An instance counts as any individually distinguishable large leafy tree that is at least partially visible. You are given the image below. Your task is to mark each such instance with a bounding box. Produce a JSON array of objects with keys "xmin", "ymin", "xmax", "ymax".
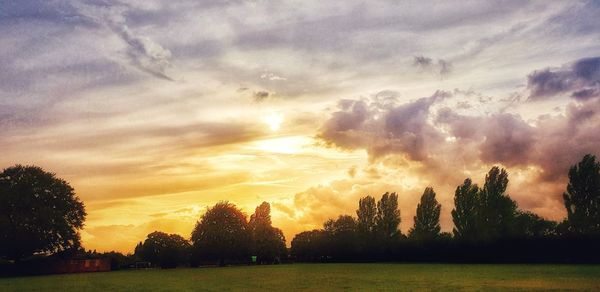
[
  {"xmin": 563, "ymin": 154, "xmax": 600, "ymax": 235},
  {"xmin": 409, "ymin": 187, "xmax": 441, "ymax": 241},
  {"xmin": 376, "ymin": 192, "xmax": 401, "ymax": 240},
  {"xmin": 136, "ymin": 231, "xmax": 190, "ymax": 268},
  {"xmin": 248, "ymin": 202, "xmax": 286, "ymax": 263},
  {"xmin": 0, "ymin": 165, "xmax": 86, "ymax": 261},
  {"xmin": 477, "ymin": 166, "xmax": 517, "ymax": 240},
  {"xmin": 452, "ymin": 178, "xmax": 479, "ymax": 241},
  {"xmin": 191, "ymin": 201, "xmax": 250, "ymax": 265}
]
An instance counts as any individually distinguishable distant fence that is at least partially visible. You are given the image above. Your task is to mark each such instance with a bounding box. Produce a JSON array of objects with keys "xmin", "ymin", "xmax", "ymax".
[{"xmin": 1, "ymin": 258, "xmax": 111, "ymax": 277}]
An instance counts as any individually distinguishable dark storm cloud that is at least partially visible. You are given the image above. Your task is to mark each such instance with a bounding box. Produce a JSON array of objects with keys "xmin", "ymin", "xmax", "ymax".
[{"xmin": 527, "ymin": 57, "xmax": 600, "ymax": 101}]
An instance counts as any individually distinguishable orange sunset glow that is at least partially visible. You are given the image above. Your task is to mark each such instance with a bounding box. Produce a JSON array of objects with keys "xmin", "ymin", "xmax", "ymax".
[{"xmin": 2, "ymin": 0, "xmax": 600, "ymax": 254}]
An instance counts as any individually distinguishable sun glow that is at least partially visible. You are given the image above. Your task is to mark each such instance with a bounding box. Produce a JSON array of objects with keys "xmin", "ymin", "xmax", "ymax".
[
  {"xmin": 249, "ymin": 136, "xmax": 312, "ymax": 154},
  {"xmin": 263, "ymin": 112, "xmax": 284, "ymax": 131}
]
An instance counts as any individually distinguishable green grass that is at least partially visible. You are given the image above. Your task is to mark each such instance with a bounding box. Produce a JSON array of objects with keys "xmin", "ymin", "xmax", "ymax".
[{"xmin": 1, "ymin": 263, "xmax": 600, "ymax": 291}]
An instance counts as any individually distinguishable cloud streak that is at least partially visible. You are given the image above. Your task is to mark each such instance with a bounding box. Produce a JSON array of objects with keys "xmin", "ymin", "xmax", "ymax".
[{"xmin": 72, "ymin": 2, "xmax": 175, "ymax": 80}]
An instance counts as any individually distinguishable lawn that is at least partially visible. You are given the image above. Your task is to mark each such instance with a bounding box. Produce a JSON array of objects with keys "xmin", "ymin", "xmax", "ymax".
[{"xmin": 1, "ymin": 263, "xmax": 600, "ymax": 291}]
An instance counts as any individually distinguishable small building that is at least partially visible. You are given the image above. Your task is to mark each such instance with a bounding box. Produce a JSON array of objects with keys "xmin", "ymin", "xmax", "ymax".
[{"xmin": 50, "ymin": 258, "xmax": 111, "ymax": 274}]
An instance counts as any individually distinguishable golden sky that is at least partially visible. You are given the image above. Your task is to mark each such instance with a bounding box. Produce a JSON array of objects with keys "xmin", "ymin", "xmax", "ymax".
[{"xmin": 2, "ymin": 1, "xmax": 600, "ymax": 253}]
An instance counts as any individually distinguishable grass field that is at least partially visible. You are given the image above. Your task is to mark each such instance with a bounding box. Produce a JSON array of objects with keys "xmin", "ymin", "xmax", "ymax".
[{"xmin": 1, "ymin": 263, "xmax": 600, "ymax": 291}]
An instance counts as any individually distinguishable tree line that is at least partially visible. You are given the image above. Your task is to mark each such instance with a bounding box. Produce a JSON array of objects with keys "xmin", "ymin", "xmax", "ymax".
[
  {"xmin": 133, "ymin": 201, "xmax": 286, "ymax": 268},
  {"xmin": 1, "ymin": 154, "xmax": 600, "ymax": 271},
  {"xmin": 291, "ymin": 154, "xmax": 600, "ymax": 263}
]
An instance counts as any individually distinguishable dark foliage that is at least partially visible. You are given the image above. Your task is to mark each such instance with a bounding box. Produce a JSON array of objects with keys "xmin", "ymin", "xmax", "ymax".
[
  {"xmin": 513, "ymin": 211, "xmax": 557, "ymax": 238},
  {"xmin": 292, "ymin": 192, "xmax": 404, "ymax": 262},
  {"xmin": 409, "ymin": 187, "xmax": 441, "ymax": 241},
  {"xmin": 563, "ymin": 154, "xmax": 600, "ymax": 235},
  {"xmin": 356, "ymin": 196, "xmax": 378, "ymax": 256},
  {"xmin": 323, "ymin": 215, "xmax": 359, "ymax": 261},
  {"xmin": 249, "ymin": 202, "xmax": 287, "ymax": 264},
  {"xmin": 135, "ymin": 231, "xmax": 190, "ymax": 268},
  {"xmin": 291, "ymin": 157, "xmax": 600, "ymax": 263},
  {"xmin": 191, "ymin": 201, "xmax": 250, "ymax": 266},
  {"xmin": 376, "ymin": 192, "xmax": 401, "ymax": 242},
  {"xmin": 0, "ymin": 165, "xmax": 86, "ymax": 261},
  {"xmin": 5, "ymin": 153, "xmax": 600, "ymax": 268},
  {"xmin": 290, "ymin": 230, "xmax": 327, "ymax": 261},
  {"xmin": 477, "ymin": 166, "xmax": 518, "ymax": 241},
  {"xmin": 451, "ymin": 178, "xmax": 479, "ymax": 241}
]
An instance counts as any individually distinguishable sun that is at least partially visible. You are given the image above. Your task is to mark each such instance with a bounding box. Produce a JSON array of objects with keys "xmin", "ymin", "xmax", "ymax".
[{"xmin": 263, "ymin": 112, "xmax": 284, "ymax": 131}]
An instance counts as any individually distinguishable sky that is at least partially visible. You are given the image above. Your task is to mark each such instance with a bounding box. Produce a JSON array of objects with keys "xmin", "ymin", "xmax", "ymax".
[{"xmin": 1, "ymin": 0, "xmax": 600, "ymax": 253}]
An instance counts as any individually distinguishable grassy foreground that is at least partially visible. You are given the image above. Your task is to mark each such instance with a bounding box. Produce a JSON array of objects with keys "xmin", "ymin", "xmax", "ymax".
[{"xmin": 1, "ymin": 263, "xmax": 600, "ymax": 291}]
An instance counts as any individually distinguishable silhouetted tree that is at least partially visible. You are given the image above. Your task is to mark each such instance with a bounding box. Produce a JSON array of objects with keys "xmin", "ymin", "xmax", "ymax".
[
  {"xmin": 356, "ymin": 196, "xmax": 377, "ymax": 255},
  {"xmin": 477, "ymin": 166, "xmax": 517, "ymax": 241},
  {"xmin": 376, "ymin": 192, "xmax": 401, "ymax": 240},
  {"xmin": 409, "ymin": 187, "xmax": 441, "ymax": 241},
  {"xmin": 323, "ymin": 215, "xmax": 358, "ymax": 260},
  {"xmin": 136, "ymin": 231, "xmax": 190, "ymax": 268},
  {"xmin": 134, "ymin": 241, "xmax": 144, "ymax": 261},
  {"xmin": 514, "ymin": 211, "xmax": 557, "ymax": 238},
  {"xmin": 0, "ymin": 165, "xmax": 86, "ymax": 261},
  {"xmin": 452, "ymin": 178, "xmax": 479, "ymax": 241},
  {"xmin": 357, "ymin": 196, "xmax": 377, "ymax": 235},
  {"xmin": 291, "ymin": 230, "xmax": 327, "ymax": 261},
  {"xmin": 563, "ymin": 154, "xmax": 600, "ymax": 235},
  {"xmin": 248, "ymin": 202, "xmax": 286, "ymax": 263},
  {"xmin": 191, "ymin": 201, "xmax": 250, "ymax": 266}
]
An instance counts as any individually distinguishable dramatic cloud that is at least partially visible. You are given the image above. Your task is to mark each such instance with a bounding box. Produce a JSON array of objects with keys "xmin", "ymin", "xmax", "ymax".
[
  {"xmin": 316, "ymin": 58, "xmax": 600, "ymax": 225},
  {"xmin": 319, "ymin": 90, "xmax": 450, "ymax": 161},
  {"xmin": 436, "ymin": 109, "xmax": 536, "ymax": 167},
  {"xmin": 321, "ymin": 90, "xmax": 600, "ymax": 178},
  {"xmin": 527, "ymin": 57, "xmax": 600, "ymax": 101}
]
